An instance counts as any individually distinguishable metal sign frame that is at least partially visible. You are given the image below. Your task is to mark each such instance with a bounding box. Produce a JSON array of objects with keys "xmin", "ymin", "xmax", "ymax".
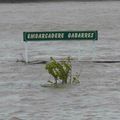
[{"xmin": 23, "ymin": 31, "xmax": 98, "ymax": 63}]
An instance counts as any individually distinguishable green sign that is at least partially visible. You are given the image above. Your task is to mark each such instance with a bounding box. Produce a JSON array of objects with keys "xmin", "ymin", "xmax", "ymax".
[{"xmin": 23, "ymin": 31, "xmax": 98, "ymax": 41}]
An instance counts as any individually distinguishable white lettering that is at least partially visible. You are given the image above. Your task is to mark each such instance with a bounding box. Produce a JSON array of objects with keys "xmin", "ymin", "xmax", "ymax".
[
  {"xmin": 30, "ymin": 34, "xmax": 35, "ymax": 39},
  {"xmin": 58, "ymin": 33, "xmax": 64, "ymax": 38},
  {"xmin": 90, "ymin": 33, "xmax": 94, "ymax": 38}
]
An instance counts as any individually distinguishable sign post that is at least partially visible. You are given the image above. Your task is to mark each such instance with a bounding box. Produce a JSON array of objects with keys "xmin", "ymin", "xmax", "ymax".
[
  {"xmin": 25, "ymin": 42, "xmax": 28, "ymax": 63},
  {"xmin": 23, "ymin": 31, "xmax": 98, "ymax": 63}
]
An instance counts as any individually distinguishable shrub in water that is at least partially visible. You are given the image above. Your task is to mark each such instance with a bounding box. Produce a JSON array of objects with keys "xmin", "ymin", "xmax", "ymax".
[{"xmin": 45, "ymin": 57, "xmax": 80, "ymax": 87}]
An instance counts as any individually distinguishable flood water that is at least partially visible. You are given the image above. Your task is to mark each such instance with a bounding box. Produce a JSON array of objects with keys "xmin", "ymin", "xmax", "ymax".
[{"xmin": 0, "ymin": 1, "xmax": 120, "ymax": 120}]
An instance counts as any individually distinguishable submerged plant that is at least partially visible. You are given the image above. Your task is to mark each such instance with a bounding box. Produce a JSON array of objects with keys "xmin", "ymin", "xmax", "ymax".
[{"xmin": 45, "ymin": 57, "xmax": 80, "ymax": 87}]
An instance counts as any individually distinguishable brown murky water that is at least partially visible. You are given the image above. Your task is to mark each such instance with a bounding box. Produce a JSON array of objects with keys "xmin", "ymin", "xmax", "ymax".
[{"xmin": 0, "ymin": 1, "xmax": 120, "ymax": 119}]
